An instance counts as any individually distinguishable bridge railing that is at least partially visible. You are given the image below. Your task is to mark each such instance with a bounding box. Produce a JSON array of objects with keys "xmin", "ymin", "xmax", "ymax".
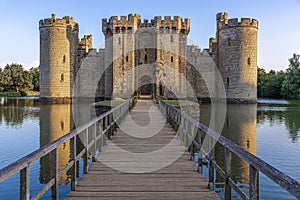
[
  {"xmin": 157, "ymin": 97, "xmax": 300, "ymax": 200},
  {"xmin": 0, "ymin": 97, "xmax": 135, "ymax": 200}
]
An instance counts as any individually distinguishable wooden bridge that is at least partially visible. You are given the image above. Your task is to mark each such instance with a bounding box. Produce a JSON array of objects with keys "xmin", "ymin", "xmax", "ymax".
[
  {"xmin": 66, "ymin": 97, "xmax": 218, "ymax": 200},
  {"xmin": 0, "ymin": 96, "xmax": 300, "ymax": 200}
]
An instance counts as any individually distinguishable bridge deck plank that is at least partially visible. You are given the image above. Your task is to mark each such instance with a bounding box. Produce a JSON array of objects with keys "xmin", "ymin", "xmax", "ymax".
[{"xmin": 66, "ymin": 97, "xmax": 219, "ymax": 200}]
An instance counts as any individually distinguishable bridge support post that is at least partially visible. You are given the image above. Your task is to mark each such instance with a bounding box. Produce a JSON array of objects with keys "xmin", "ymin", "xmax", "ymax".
[
  {"xmin": 208, "ymin": 136, "xmax": 215, "ymax": 191},
  {"xmin": 50, "ymin": 149, "xmax": 58, "ymax": 200},
  {"xmin": 197, "ymin": 128, "xmax": 203, "ymax": 174},
  {"xmin": 225, "ymin": 148, "xmax": 232, "ymax": 200},
  {"xmin": 20, "ymin": 165, "xmax": 30, "ymax": 200},
  {"xmin": 83, "ymin": 129, "xmax": 88, "ymax": 174},
  {"xmin": 250, "ymin": 165, "xmax": 259, "ymax": 200},
  {"xmin": 100, "ymin": 119, "xmax": 104, "ymax": 150},
  {"xmin": 93, "ymin": 123, "xmax": 97, "ymax": 162},
  {"xmin": 70, "ymin": 136, "xmax": 77, "ymax": 191}
]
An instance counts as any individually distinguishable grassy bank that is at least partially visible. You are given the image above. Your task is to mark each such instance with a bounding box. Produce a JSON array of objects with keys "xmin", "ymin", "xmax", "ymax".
[
  {"xmin": 0, "ymin": 91, "xmax": 40, "ymax": 97},
  {"xmin": 164, "ymin": 99, "xmax": 195, "ymax": 106},
  {"xmin": 96, "ymin": 100, "xmax": 125, "ymax": 105}
]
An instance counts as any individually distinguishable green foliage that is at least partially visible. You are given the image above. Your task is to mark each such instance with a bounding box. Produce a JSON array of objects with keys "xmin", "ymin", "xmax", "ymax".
[
  {"xmin": 164, "ymin": 100, "xmax": 193, "ymax": 105},
  {"xmin": 25, "ymin": 90, "xmax": 40, "ymax": 96},
  {"xmin": 19, "ymin": 90, "xmax": 27, "ymax": 96},
  {"xmin": 30, "ymin": 66, "xmax": 39, "ymax": 91},
  {"xmin": 0, "ymin": 92, "xmax": 21, "ymax": 97},
  {"xmin": 99, "ymin": 100, "xmax": 124, "ymax": 105},
  {"xmin": 258, "ymin": 68, "xmax": 285, "ymax": 99},
  {"xmin": 281, "ymin": 54, "xmax": 300, "ymax": 99},
  {"xmin": 258, "ymin": 53, "xmax": 300, "ymax": 100},
  {"xmin": 0, "ymin": 63, "xmax": 39, "ymax": 93}
]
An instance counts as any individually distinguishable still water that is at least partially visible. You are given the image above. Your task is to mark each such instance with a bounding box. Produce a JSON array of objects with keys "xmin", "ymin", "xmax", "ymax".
[{"xmin": 0, "ymin": 97, "xmax": 299, "ymax": 199}]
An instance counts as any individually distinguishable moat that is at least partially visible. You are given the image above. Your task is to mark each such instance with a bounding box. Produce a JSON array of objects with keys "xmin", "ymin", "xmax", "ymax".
[{"xmin": 0, "ymin": 97, "xmax": 299, "ymax": 199}]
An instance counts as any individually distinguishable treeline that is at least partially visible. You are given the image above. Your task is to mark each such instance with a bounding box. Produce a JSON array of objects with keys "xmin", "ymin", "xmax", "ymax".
[
  {"xmin": 258, "ymin": 53, "xmax": 300, "ymax": 99},
  {"xmin": 0, "ymin": 63, "xmax": 39, "ymax": 96}
]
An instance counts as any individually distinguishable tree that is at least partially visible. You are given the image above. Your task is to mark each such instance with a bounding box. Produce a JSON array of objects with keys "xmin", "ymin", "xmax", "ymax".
[
  {"xmin": 30, "ymin": 66, "xmax": 39, "ymax": 91},
  {"xmin": 258, "ymin": 68, "xmax": 285, "ymax": 99},
  {"xmin": 1, "ymin": 63, "xmax": 33, "ymax": 92},
  {"xmin": 0, "ymin": 66, "xmax": 11, "ymax": 91},
  {"xmin": 281, "ymin": 54, "xmax": 300, "ymax": 99},
  {"xmin": 257, "ymin": 67, "xmax": 266, "ymax": 98}
]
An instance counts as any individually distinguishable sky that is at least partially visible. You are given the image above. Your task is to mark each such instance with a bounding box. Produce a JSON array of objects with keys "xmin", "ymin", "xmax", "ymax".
[{"xmin": 0, "ymin": 0, "xmax": 299, "ymax": 71}]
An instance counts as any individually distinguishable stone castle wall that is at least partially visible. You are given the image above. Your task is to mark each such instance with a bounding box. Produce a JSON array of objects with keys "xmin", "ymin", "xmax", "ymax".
[
  {"xmin": 215, "ymin": 13, "xmax": 258, "ymax": 103},
  {"xmin": 39, "ymin": 13, "xmax": 258, "ymax": 103},
  {"xmin": 187, "ymin": 45, "xmax": 218, "ymax": 101},
  {"xmin": 39, "ymin": 14, "xmax": 78, "ymax": 102},
  {"xmin": 102, "ymin": 15, "xmax": 190, "ymax": 99},
  {"xmin": 74, "ymin": 49, "xmax": 105, "ymax": 99}
]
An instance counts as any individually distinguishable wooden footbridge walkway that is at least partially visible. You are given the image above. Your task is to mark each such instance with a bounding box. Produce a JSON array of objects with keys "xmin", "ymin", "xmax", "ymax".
[
  {"xmin": 66, "ymin": 97, "xmax": 219, "ymax": 199},
  {"xmin": 1, "ymin": 96, "xmax": 300, "ymax": 200}
]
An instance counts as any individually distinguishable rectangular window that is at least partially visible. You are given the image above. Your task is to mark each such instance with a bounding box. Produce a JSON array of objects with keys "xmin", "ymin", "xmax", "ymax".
[
  {"xmin": 128, "ymin": 27, "xmax": 132, "ymax": 34},
  {"xmin": 166, "ymin": 27, "xmax": 170, "ymax": 34},
  {"xmin": 172, "ymin": 27, "xmax": 176, "ymax": 34}
]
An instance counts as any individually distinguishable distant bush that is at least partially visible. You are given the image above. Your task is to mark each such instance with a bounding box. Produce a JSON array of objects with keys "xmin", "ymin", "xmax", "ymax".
[
  {"xmin": 24, "ymin": 90, "xmax": 39, "ymax": 96},
  {"xmin": 0, "ymin": 92, "xmax": 21, "ymax": 97},
  {"xmin": 0, "ymin": 90, "xmax": 39, "ymax": 97},
  {"xmin": 19, "ymin": 90, "xmax": 27, "ymax": 96}
]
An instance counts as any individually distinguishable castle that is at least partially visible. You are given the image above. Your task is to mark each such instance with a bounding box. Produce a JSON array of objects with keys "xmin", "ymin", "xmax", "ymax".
[{"xmin": 39, "ymin": 12, "xmax": 258, "ymax": 103}]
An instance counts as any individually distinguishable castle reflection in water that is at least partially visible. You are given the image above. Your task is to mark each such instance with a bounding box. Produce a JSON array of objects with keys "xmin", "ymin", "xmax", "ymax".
[
  {"xmin": 39, "ymin": 103, "xmax": 72, "ymax": 184},
  {"xmin": 39, "ymin": 102, "xmax": 99, "ymax": 184},
  {"xmin": 199, "ymin": 103, "xmax": 257, "ymax": 191}
]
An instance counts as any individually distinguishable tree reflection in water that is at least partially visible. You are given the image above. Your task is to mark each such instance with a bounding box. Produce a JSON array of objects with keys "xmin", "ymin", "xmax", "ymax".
[{"xmin": 0, "ymin": 97, "xmax": 39, "ymax": 128}]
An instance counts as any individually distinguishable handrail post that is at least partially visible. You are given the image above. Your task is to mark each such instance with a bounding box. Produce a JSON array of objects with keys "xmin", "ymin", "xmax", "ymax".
[
  {"xmin": 166, "ymin": 106, "xmax": 169, "ymax": 123},
  {"xmin": 110, "ymin": 114, "xmax": 114, "ymax": 136},
  {"xmin": 184, "ymin": 120, "xmax": 188, "ymax": 151},
  {"xmin": 250, "ymin": 165, "xmax": 259, "ymax": 200},
  {"xmin": 50, "ymin": 148, "xmax": 58, "ymax": 200},
  {"xmin": 70, "ymin": 136, "xmax": 77, "ymax": 191},
  {"xmin": 208, "ymin": 136, "xmax": 215, "ymax": 191},
  {"xmin": 107, "ymin": 116, "xmax": 111, "ymax": 140},
  {"xmin": 189, "ymin": 124, "xmax": 195, "ymax": 161},
  {"xmin": 100, "ymin": 119, "xmax": 104, "ymax": 150},
  {"xmin": 20, "ymin": 165, "xmax": 30, "ymax": 200},
  {"xmin": 225, "ymin": 148, "xmax": 232, "ymax": 200},
  {"xmin": 113, "ymin": 111, "xmax": 118, "ymax": 131},
  {"xmin": 197, "ymin": 128, "xmax": 203, "ymax": 174},
  {"xmin": 94, "ymin": 122, "xmax": 97, "ymax": 158},
  {"xmin": 83, "ymin": 129, "xmax": 88, "ymax": 174}
]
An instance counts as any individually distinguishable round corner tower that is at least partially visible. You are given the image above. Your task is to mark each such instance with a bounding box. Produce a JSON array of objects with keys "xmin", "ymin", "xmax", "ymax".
[
  {"xmin": 216, "ymin": 12, "xmax": 258, "ymax": 103},
  {"xmin": 39, "ymin": 14, "xmax": 79, "ymax": 102}
]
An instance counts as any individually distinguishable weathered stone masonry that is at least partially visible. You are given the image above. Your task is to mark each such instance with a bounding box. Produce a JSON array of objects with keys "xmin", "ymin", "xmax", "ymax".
[{"xmin": 39, "ymin": 12, "xmax": 258, "ymax": 103}]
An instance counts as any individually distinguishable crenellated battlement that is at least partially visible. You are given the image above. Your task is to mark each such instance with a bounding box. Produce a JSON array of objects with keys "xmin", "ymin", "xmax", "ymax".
[
  {"xmin": 217, "ymin": 12, "xmax": 258, "ymax": 29},
  {"xmin": 39, "ymin": 14, "xmax": 78, "ymax": 30},
  {"xmin": 154, "ymin": 15, "xmax": 190, "ymax": 33},
  {"xmin": 187, "ymin": 45, "xmax": 200, "ymax": 51},
  {"xmin": 102, "ymin": 14, "xmax": 190, "ymax": 34},
  {"xmin": 187, "ymin": 45, "xmax": 210, "ymax": 57},
  {"xmin": 79, "ymin": 34, "xmax": 93, "ymax": 52},
  {"xmin": 102, "ymin": 14, "xmax": 141, "ymax": 34},
  {"xmin": 216, "ymin": 12, "xmax": 229, "ymax": 22}
]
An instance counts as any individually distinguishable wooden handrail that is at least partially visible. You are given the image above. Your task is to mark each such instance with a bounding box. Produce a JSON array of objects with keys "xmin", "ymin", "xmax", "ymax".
[
  {"xmin": 0, "ymin": 97, "xmax": 135, "ymax": 200},
  {"xmin": 157, "ymin": 97, "xmax": 300, "ymax": 200}
]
